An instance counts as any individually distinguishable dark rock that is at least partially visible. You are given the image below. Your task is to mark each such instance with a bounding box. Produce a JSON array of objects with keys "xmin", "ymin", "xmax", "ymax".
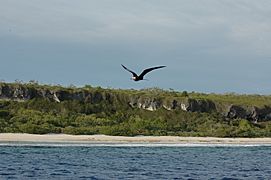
[
  {"xmin": 186, "ymin": 99, "xmax": 216, "ymax": 113},
  {"xmin": 250, "ymin": 106, "xmax": 271, "ymax": 122},
  {"xmin": 226, "ymin": 105, "xmax": 247, "ymax": 119}
]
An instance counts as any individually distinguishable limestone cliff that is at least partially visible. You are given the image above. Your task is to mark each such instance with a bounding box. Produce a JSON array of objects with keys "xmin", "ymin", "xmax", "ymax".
[{"xmin": 0, "ymin": 82, "xmax": 271, "ymax": 122}]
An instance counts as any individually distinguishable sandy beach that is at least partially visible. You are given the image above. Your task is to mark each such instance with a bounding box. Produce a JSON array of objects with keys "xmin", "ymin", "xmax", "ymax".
[{"xmin": 0, "ymin": 133, "xmax": 271, "ymax": 145}]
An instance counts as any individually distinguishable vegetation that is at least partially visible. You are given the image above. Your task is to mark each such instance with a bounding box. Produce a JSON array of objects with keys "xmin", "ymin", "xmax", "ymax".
[{"xmin": 0, "ymin": 82, "xmax": 271, "ymax": 137}]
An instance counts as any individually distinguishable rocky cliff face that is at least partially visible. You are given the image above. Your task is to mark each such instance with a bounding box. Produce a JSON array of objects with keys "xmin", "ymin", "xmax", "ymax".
[
  {"xmin": 0, "ymin": 84, "xmax": 106, "ymax": 104},
  {"xmin": 0, "ymin": 83, "xmax": 271, "ymax": 122},
  {"xmin": 128, "ymin": 97, "xmax": 271, "ymax": 122}
]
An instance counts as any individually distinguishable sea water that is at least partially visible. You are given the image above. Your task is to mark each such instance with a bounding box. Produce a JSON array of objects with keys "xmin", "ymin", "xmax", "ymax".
[{"xmin": 0, "ymin": 143, "xmax": 270, "ymax": 179}]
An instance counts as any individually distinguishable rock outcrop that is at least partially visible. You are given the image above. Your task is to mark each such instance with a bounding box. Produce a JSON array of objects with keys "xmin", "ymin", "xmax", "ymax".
[{"xmin": 0, "ymin": 83, "xmax": 271, "ymax": 122}]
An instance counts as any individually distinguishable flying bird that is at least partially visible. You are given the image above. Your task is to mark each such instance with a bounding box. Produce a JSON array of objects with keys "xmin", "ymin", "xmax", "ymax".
[{"xmin": 121, "ymin": 64, "xmax": 166, "ymax": 81}]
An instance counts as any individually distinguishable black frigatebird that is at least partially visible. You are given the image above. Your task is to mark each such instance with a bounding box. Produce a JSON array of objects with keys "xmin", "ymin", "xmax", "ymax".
[{"xmin": 121, "ymin": 64, "xmax": 166, "ymax": 81}]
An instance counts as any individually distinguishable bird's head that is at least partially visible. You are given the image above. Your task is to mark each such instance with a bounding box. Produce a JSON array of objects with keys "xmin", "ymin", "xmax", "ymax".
[{"xmin": 131, "ymin": 76, "xmax": 136, "ymax": 81}]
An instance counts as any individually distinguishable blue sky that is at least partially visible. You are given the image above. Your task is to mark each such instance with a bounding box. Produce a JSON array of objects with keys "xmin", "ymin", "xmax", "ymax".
[{"xmin": 0, "ymin": 0, "xmax": 271, "ymax": 94}]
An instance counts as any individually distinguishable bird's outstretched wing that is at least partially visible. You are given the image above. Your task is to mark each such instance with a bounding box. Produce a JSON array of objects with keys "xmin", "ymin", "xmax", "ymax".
[
  {"xmin": 138, "ymin": 66, "xmax": 166, "ymax": 79},
  {"xmin": 121, "ymin": 64, "xmax": 138, "ymax": 77}
]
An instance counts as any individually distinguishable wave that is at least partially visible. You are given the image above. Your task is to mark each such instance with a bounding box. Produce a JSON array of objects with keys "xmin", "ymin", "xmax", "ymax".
[{"xmin": 1, "ymin": 142, "xmax": 271, "ymax": 147}]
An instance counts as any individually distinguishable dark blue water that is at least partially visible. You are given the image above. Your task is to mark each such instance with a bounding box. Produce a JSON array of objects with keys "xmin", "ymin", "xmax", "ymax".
[{"xmin": 0, "ymin": 144, "xmax": 270, "ymax": 179}]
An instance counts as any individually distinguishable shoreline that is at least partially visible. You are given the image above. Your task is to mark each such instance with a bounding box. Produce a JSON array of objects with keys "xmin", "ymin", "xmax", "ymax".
[{"xmin": 1, "ymin": 133, "xmax": 271, "ymax": 145}]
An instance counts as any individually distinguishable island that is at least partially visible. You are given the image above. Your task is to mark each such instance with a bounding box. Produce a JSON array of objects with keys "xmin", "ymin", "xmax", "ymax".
[{"xmin": 0, "ymin": 82, "xmax": 271, "ymax": 137}]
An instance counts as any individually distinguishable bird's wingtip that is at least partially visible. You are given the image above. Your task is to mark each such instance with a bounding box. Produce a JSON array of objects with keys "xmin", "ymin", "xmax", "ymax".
[{"xmin": 121, "ymin": 64, "xmax": 128, "ymax": 70}]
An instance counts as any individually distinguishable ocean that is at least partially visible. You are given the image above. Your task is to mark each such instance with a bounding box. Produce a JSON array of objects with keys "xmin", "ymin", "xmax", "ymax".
[{"xmin": 0, "ymin": 143, "xmax": 270, "ymax": 179}]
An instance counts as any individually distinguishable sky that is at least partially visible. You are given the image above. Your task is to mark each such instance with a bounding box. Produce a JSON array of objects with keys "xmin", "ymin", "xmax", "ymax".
[{"xmin": 0, "ymin": 0, "xmax": 271, "ymax": 94}]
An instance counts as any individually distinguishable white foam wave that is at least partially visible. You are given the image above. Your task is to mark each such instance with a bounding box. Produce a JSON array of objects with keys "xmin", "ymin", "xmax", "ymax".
[{"xmin": 0, "ymin": 142, "xmax": 271, "ymax": 147}]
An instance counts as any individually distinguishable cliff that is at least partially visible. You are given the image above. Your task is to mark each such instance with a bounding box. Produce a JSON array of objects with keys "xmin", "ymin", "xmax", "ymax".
[{"xmin": 1, "ymin": 82, "xmax": 271, "ymax": 123}]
